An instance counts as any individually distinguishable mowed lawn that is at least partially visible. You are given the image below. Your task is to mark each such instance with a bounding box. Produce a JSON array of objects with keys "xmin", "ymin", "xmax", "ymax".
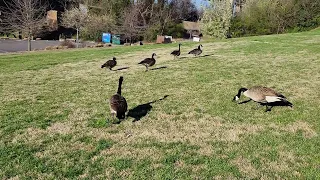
[{"xmin": 0, "ymin": 30, "xmax": 320, "ymax": 179}]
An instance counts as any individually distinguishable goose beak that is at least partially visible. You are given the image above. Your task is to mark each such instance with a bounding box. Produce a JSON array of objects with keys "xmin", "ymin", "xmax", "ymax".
[{"xmin": 232, "ymin": 96, "xmax": 239, "ymax": 102}]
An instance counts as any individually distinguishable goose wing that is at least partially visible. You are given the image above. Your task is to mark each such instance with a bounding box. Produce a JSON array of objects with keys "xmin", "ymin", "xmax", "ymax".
[
  {"xmin": 188, "ymin": 49, "xmax": 197, "ymax": 54},
  {"xmin": 195, "ymin": 49, "xmax": 202, "ymax": 55},
  {"xmin": 110, "ymin": 94, "xmax": 128, "ymax": 114},
  {"xmin": 249, "ymin": 86, "xmax": 288, "ymax": 103},
  {"xmin": 139, "ymin": 58, "xmax": 154, "ymax": 65},
  {"xmin": 171, "ymin": 50, "xmax": 179, "ymax": 55},
  {"xmin": 101, "ymin": 60, "xmax": 116, "ymax": 68}
]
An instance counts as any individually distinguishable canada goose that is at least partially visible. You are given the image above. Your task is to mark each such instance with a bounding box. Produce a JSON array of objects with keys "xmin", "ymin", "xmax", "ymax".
[
  {"xmin": 138, "ymin": 53, "xmax": 156, "ymax": 71},
  {"xmin": 109, "ymin": 76, "xmax": 128, "ymax": 119},
  {"xmin": 188, "ymin": 44, "xmax": 203, "ymax": 56},
  {"xmin": 171, "ymin": 43, "xmax": 181, "ymax": 59},
  {"xmin": 101, "ymin": 57, "xmax": 117, "ymax": 70},
  {"xmin": 233, "ymin": 86, "xmax": 293, "ymax": 112}
]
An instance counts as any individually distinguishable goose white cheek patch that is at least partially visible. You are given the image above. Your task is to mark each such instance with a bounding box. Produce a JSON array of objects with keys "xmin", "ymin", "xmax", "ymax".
[{"xmin": 235, "ymin": 96, "xmax": 239, "ymax": 101}]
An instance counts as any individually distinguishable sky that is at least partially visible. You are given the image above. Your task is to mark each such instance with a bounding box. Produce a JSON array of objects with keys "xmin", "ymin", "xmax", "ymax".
[{"xmin": 192, "ymin": 0, "xmax": 209, "ymax": 8}]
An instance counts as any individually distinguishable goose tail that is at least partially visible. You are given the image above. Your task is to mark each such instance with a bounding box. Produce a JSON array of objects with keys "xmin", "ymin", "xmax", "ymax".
[{"xmin": 268, "ymin": 97, "xmax": 293, "ymax": 107}]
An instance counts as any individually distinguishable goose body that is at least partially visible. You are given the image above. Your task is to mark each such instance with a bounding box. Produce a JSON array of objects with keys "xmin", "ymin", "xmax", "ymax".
[
  {"xmin": 188, "ymin": 45, "xmax": 202, "ymax": 56},
  {"xmin": 101, "ymin": 57, "xmax": 117, "ymax": 70},
  {"xmin": 233, "ymin": 86, "xmax": 293, "ymax": 111},
  {"xmin": 138, "ymin": 53, "xmax": 156, "ymax": 71},
  {"xmin": 110, "ymin": 76, "xmax": 127, "ymax": 119},
  {"xmin": 171, "ymin": 43, "xmax": 181, "ymax": 59}
]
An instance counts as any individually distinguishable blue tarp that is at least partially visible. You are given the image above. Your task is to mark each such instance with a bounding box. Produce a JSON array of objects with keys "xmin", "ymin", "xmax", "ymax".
[{"xmin": 102, "ymin": 33, "xmax": 111, "ymax": 43}]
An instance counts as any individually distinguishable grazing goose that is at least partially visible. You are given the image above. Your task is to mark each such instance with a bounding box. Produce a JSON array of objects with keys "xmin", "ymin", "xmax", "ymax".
[
  {"xmin": 109, "ymin": 76, "xmax": 128, "ymax": 120},
  {"xmin": 233, "ymin": 86, "xmax": 293, "ymax": 112},
  {"xmin": 138, "ymin": 53, "xmax": 156, "ymax": 71},
  {"xmin": 171, "ymin": 43, "xmax": 181, "ymax": 59},
  {"xmin": 188, "ymin": 44, "xmax": 203, "ymax": 56},
  {"xmin": 101, "ymin": 57, "xmax": 117, "ymax": 70}
]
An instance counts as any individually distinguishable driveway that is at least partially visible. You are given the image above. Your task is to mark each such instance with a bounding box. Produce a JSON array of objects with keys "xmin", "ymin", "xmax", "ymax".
[{"xmin": 0, "ymin": 39, "xmax": 61, "ymax": 53}]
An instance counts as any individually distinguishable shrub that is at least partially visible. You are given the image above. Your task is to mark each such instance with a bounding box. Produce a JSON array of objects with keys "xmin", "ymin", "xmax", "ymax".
[
  {"xmin": 81, "ymin": 14, "xmax": 115, "ymax": 41},
  {"xmin": 230, "ymin": 0, "xmax": 320, "ymax": 37},
  {"xmin": 200, "ymin": 0, "xmax": 232, "ymax": 39},
  {"xmin": 60, "ymin": 40, "xmax": 76, "ymax": 48},
  {"xmin": 143, "ymin": 24, "xmax": 161, "ymax": 42}
]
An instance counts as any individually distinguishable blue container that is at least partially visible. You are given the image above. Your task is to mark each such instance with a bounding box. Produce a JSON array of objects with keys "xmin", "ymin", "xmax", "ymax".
[{"xmin": 102, "ymin": 33, "xmax": 111, "ymax": 43}]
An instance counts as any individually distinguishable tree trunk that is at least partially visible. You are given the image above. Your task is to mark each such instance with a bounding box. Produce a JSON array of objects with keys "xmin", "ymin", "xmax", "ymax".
[
  {"xmin": 28, "ymin": 35, "xmax": 31, "ymax": 51},
  {"xmin": 76, "ymin": 28, "xmax": 79, "ymax": 48}
]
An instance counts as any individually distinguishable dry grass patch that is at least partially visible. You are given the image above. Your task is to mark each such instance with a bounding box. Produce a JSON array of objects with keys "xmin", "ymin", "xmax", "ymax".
[
  {"xmin": 269, "ymin": 121, "xmax": 318, "ymax": 138},
  {"xmin": 232, "ymin": 156, "xmax": 258, "ymax": 179},
  {"xmin": 284, "ymin": 121, "xmax": 318, "ymax": 138}
]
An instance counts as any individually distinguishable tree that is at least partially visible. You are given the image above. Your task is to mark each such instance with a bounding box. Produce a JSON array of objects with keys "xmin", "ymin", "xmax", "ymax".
[
  {"xmin": 170, "ymin": 0, "xmax": 199, "ymax": 22},
  {"xmin": 230, "ymin": 0, "xmax": 320, "ymax": 37},
  {"xmin": 119, "ymin": 3, "xmax": 147, "ymax": 43},
  {"xmin": 200, "ymin": 0, "xmax": 233, "ymax": 38},
  {"xmin": 61, "ymin": 7, "xmax": 89, "ymax": 48},
  {"xmin": 81, "ymin": 14, "xmax": 116, "ymax": 41},
  {"xmin": 0, "ymin": 0, "xmax": 48, "ymax": 51}
]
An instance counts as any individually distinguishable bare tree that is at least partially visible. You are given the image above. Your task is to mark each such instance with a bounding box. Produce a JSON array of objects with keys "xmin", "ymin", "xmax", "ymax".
[
  {"xmin": 61, "ymin": 7, "xmax": 89, "ymax": 48},
  {"xmin": 0, "ymin": 0, "xmax": 48, "ymax": 51},
  {"xmin": 120, "ymin": 4, "xmax": 146, "ymax": 43}
]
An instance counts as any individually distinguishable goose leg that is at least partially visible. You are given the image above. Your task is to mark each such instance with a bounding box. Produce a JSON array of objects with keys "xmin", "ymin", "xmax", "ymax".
[
  {"xmin": 265, "ymin": 105, "xmax": 272, "ymax": 112},
  {"xmin": 145, "ymin": 65, "xmax": 148, "ymax": 72}
]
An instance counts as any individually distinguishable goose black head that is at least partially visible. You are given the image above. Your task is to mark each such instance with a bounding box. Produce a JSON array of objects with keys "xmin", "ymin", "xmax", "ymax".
[
  {"xmin": 233, "ymin": 87, "xmax": 248, "ymax": 102},
  {"xmin": 152, "ymin": 53, "xmax": 157, "ymax": 58},
  {"xmin": 113, "ymin": 57, "xmax": 116, "ymax": 61},
  {"xmin": 119, "ymin": 76, "xmax": 123, "ymax": 82}
]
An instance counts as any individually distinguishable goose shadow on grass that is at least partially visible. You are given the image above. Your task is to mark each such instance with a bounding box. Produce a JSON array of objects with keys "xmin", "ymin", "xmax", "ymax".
[
  {"xmin": 127, "ymin": 95, "xmax": 169, "ymax": 122},
  {"xmin": 150, "ymin": 66, "xmax": 168, "ymax": 71},
  {"xmin": 176, "ymin": 53, "xmax": 215, "ymax": 60},
  {"xmin": 234, "ymin": 99, "xmax": 294, "ymax": 112},
  {"xmin": 112, "ymin": 67, "xmax": 130, "ymax": 71}
]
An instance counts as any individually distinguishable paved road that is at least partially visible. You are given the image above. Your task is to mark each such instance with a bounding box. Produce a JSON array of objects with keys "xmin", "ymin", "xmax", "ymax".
[{"xmin": 0, "ymin": 39, "xmax": 61, "ymax": 53}]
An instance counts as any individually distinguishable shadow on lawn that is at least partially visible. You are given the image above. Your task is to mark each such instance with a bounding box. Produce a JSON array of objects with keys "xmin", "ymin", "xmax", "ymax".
[
  {"xmin": 150, "ymin": 66, "xmax": 168, "ymax": 71},
  {"xmin": 177, "ymin": 53, "xmax": 215, "ymax": 60},
  {"xmin": 113, "ymin": 67, "xmax": 130, "ymax": 71},
  {"xmin": 127, "ymin": 95, "xmax": 169, "ymax": 122}
]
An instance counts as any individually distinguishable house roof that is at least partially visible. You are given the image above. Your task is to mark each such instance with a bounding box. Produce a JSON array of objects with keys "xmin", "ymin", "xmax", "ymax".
[{"xmin": 182, "ymin": 21, "xmax": 200, "ymax": 31}]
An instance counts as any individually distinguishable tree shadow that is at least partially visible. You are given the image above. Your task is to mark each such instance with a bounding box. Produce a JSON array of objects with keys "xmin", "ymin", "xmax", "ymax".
[
  {"xmin": 150, "ymin": 66, "xmax": 167, "ymax": 71},
  {"xmin": 127, "ymin": 95, "xmax": 169, "ymax": 122}
]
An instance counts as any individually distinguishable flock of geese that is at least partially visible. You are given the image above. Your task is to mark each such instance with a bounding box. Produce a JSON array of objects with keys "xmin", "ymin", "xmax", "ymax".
[
  {"xmin": 101, "ymin": 44, "xmax": 203, "ymax": 71},
  {"xmin": 103, "ymin": 43, "xmax": 293, "ymax": 121}
]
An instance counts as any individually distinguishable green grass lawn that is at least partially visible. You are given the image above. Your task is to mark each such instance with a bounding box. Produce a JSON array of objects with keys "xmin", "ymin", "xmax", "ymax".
[{"xmin": 1, "ymin": 30, "xmax": 320, "ymax": 179}]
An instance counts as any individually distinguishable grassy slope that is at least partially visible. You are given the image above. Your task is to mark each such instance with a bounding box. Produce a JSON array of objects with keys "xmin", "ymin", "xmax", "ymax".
[{"xmin": 0, "ymin": 30, "xmax": 319, "ymax": 179}]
